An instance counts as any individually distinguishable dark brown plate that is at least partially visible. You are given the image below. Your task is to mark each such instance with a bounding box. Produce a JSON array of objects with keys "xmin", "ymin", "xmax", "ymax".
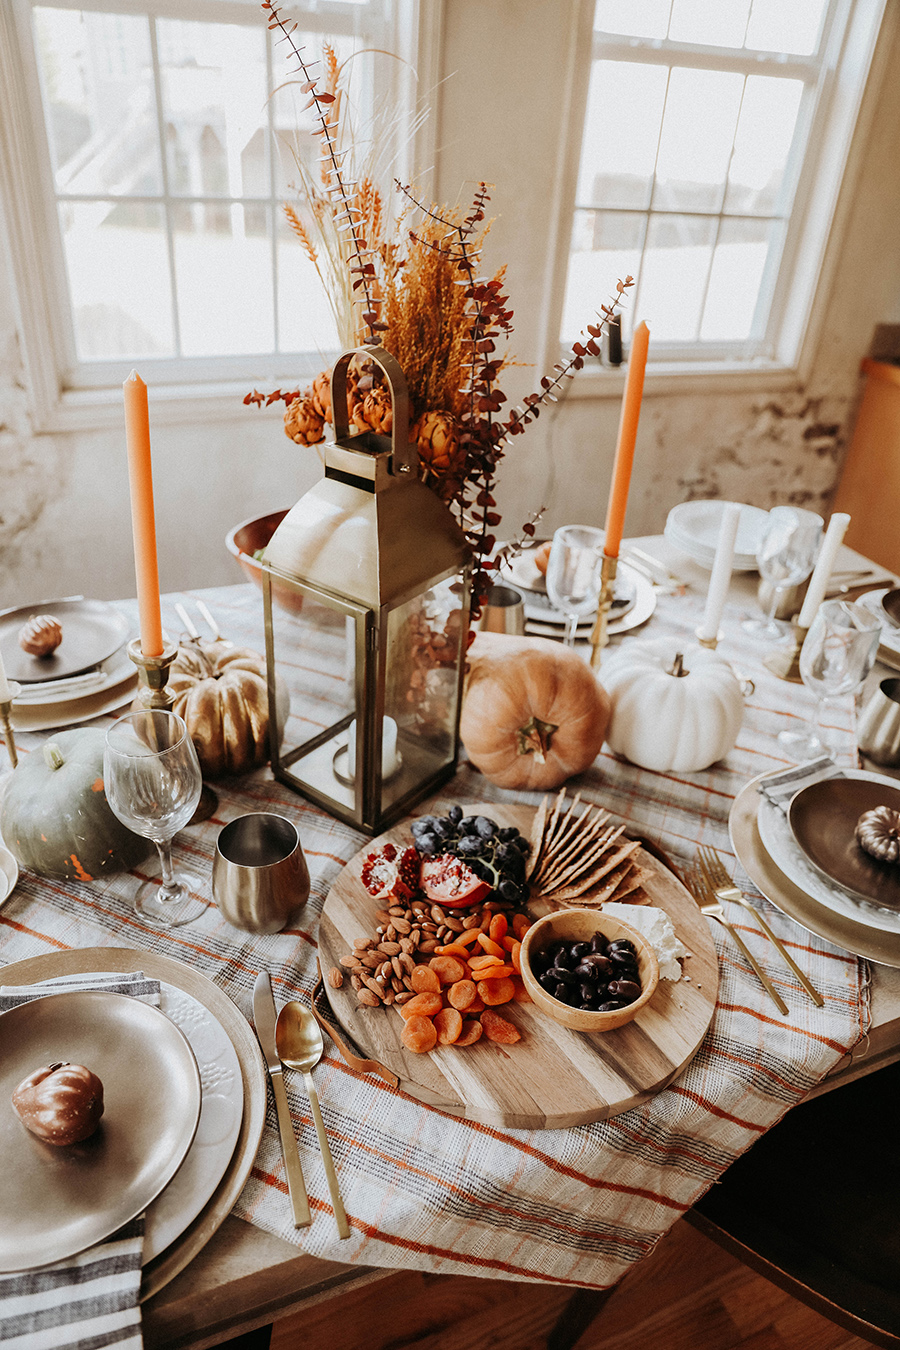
[
  {"xmin": 788, "ymin": 775, "xmax": 900, "ymax": 912},
  {"xmin": 0, "ymin": 597, "xmax": 130, "ymax": 682}
]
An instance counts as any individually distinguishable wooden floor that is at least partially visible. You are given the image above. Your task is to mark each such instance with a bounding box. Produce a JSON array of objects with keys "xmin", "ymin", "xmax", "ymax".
[{"xmin": 269, "ymin": 1219, "xmax": 879, "ymax": 1350}]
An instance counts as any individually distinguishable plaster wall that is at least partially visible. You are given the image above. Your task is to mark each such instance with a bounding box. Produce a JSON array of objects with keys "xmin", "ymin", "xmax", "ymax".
[{"xmin": 1, "ymin": 0, "xmax": 899, "ymax": 608}]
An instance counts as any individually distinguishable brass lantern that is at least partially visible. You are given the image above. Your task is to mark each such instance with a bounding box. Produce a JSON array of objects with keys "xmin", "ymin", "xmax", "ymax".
[{"xmin": 262, "ymin": 346, "xmax": 473, "ymax": 834}]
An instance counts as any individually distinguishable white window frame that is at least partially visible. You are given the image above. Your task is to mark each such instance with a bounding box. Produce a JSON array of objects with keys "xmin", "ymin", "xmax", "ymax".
[
  {"xmin": 539, "ymin": 0, "xmax": 890, "ymax": 398},
  {"xmin": 0, "ymin": 0, "xmax": 441, "ymax": 432}
]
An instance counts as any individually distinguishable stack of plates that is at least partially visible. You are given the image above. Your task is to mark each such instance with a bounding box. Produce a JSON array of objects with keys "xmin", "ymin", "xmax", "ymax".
[
  {"xmin": 0, "ymin": 598, "xmax": 138, "ymax": 731},
  {"xmin": 665, "ymin": 500, "xmax": 769, "ymax": 571},
  {"xmin": 730, "ymin": 768, "xmax": 900, "ymax": 966},
  {"xmin": 0, "ymin": 949, "xmax": 266, "ymax": 1297},
  {"xmin": 499, "ymin": 544, "xmax": 657, "ymax": 639},
  {"xmin": 858, "ymin": 588, "xmax": 900, "ymax": 671}
]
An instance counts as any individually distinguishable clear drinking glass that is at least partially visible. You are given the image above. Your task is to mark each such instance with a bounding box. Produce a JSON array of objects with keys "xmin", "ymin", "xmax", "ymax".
[
  {"xmin": 743, "ymin": 506, "xmax": 823, "ymax": 639},
  {"xmin": 104, "ymin": 709, "xmax": 207, "ymax": 928},
  {"xmin": 778, "ymin": 599, "xmax": 882, "ymax": 762},
  {"xmin": 544, "ymin": 525, "xmax": 605, "ymax": 646}
]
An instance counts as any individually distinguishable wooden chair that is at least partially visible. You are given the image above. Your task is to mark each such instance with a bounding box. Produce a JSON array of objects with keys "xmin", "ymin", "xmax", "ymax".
[{"xmin": 686, "ymin": 1060, "xmax": 900, "ymax": 1348}]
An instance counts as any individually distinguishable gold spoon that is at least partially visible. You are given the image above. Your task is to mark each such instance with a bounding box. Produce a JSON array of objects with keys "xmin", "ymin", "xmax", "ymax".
[{"xmin": 275, "ymin": 1001, "xmax": 351, "ymax": 1239}]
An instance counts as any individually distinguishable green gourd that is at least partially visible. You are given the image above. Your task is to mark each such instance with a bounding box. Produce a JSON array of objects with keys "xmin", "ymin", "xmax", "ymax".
[{"xmin": 0, "ymin": 728, "xmax": 150, "ymax": 881}]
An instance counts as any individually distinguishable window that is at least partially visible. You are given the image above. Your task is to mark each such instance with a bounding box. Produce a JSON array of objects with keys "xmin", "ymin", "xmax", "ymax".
[
  {"xmin": 560, "ymin": 0, "xmax": 886, "ymax": 370},
  {"xmin": 0, "ymin": 0, "xmax": 421, "ymax": 415}
]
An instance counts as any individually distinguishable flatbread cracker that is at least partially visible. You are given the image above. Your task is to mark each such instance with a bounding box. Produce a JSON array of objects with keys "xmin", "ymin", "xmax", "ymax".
[
  {"xmin": 535, "ymin": 810, "xmax": 614, "ymax": 882},
  {"xmin": 525, "ymin": 795, "xmax": 550, "ymax": 881},
  {"xmin": 544, "ymin": 858, "xmax": 635, "ymax": 905},
  {"xmin": 535, "ymin": 824, "xmax": 623, "ymax": 893}
]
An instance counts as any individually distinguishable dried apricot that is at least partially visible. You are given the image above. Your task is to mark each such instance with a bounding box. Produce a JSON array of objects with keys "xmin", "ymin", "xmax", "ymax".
[
  {"xmin": 410, "ymin": 965, "xmax": 441, "ymax": 995},
  {"xmin": 399, "ymin": 990, "xmax": 443, "ymax": 1020},
  {"xmin": 511, "ymin": 976, "xmax": 531, "ymax": 1002},
  {"xmin": 429, "ymin": 955, "xmax": 467, "ymax": 984},
  {"xmin": 512, "ymin": 913, "xmax": 530, "ymax": 940},
  {"xmin": 478, "ymin": 976, "xmax": 515, "ymax": 1006},
  {"xmin": 434, "ymin": 943, "xmax": 471, "ymax": 960},
  {"xmin": 401, "ymin": 1015, "xmax": 438, "ymax": 1054},
  {"xmin": 455, "ymin": 1019, "xmax": 483, "ymax": 1047},
  {"xmin": 447, "ymin": 979, "xmax": 477, "ymax": 1012},
  {"xmin": 510, "ymin": 940, "xmax": 522, "ymax": 973},
  {"xmin": 489, "ymin": 913, "xmax": 508, "ymax": 943},
  {"xmin": 475, "ymin": 964, "xmax": 515, "ymax": 980},
  {"xmin": 476, "ymin": 933, "xmax": 506, "ymax": 959},
  {"xmin": 481, "ymin": 1009, "xmax": 521, "ymax": 1044},
  {"xmin": 434, "ymin": 1007, "xmax": 463, "ymax": 1045}
]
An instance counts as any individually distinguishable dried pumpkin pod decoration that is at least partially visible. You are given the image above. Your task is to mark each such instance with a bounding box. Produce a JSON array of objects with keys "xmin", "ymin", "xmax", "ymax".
[
  {"xmin": 856, "ymin": 805, "xmax": 900, "ymax": 865},
  {"xmin": 19, "ymin": 614, "xmax": 63, "ymax": 657}
]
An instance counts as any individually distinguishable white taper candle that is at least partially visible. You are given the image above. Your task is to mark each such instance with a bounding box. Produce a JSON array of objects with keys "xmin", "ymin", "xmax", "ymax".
[
  {"xmin": 797, "ymin": 512, "xmax": 850, "ymax": 628},
  {"xmin": 697, "ymin": 501, "xmax": 741, "ymax": 642}
]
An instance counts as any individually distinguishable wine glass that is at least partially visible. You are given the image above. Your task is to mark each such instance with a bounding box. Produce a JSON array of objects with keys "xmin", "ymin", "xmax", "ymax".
[
  {"xmin": 743, "ymin": 506, "xmax": 823, "ymax": 639},
  {"xmin": 104, "ymin": 709, "xmax": 207, "ymax": 928},
  {"xmin": 545, "ymin": 525, "xmax": 605, "ymax": 646},
  {"xmin": 778, "ymin": 600, "xmax": 882, "ymax": 762}
]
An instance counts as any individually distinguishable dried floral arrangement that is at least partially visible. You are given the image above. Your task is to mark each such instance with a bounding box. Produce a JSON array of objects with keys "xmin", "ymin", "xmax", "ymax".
[{"xmin": 246, "ymin": 0, "xmax": 632, "ymax": 602}]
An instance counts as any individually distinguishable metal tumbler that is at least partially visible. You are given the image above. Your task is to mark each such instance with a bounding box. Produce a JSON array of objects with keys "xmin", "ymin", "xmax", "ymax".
[{"xmin": 213, "ymin": 813, "xmax": 310, "ymax": 933}]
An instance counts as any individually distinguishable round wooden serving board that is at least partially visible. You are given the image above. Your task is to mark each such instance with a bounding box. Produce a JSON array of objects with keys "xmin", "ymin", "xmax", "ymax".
[{"xmin": 319, "ymin": 803, "xmax": 718, "ymax": 1129}]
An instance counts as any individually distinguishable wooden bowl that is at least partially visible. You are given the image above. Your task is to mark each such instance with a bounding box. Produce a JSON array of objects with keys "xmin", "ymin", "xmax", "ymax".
[
  {"xmin": 520, "ymin": 909, "xmax": 660, "ymax": 1032},
  {"xmin": 226, "ymin": 509, "xmax": 304, "ymax": 615}
]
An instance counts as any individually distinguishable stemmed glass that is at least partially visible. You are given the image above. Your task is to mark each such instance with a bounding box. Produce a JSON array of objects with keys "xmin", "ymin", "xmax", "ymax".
[
  {"xmin": 743, "ymin": 506, "xmax": 823, "ymax": 639},
  {"xmin": 545, "ymin": 525, "xmax": 605, "ymax": 647},
  {"xmin": 104, "ymin": 709, "xmax": 207, "ymax": 928},
  {"xmin": 778, "ymin": 599, "xmax": 882, "ymax": 762}
]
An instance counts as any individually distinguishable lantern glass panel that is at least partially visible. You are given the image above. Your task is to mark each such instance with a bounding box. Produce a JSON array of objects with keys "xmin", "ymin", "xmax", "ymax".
[
  {"xmin": 265, "ymin": 579, "xmax": 366, "ymax": 817},
  {"xmin": 380, "ymin": 573, "xmax": 466, "ymax": 814}
]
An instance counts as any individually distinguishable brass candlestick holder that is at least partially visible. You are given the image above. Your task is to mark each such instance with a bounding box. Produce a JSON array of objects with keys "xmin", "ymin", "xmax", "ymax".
[
  {"xmin": 763, "ymin": 620, "xmax": 808, "ymax": 683},
  {"xmin": 127, "ymin": 637, "xmax": 218, "ymax": 822},
  {"xmin": 1, "ymin": 682, "xmax": 22, "ymax": 769},
  {"xmin": 695, "ymin": 628, "xmax": 722, "ymax": 651},
  {"xmin": 590, "ymin": 554, "xmax": 619, "ymax": 670}
]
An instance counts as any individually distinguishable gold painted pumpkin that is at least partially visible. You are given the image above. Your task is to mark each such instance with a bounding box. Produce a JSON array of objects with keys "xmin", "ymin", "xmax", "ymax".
[
  {"xmin": 460, "ymin": 632, "xmax": 611, "ymax": 789},
  {"xmin": 166, "ymin": 642, "xmax": 286, "ymax": 779}
]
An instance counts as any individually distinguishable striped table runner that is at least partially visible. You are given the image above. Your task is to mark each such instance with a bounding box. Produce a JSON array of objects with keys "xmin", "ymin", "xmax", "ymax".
[{"xmin": 0, "ymin": 579, "xmax": 870, "ymax": 1292}]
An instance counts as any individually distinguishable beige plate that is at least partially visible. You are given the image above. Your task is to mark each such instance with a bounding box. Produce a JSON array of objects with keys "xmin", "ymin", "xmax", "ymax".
[
  {"xmin": 730, "ymin": 773, "xmax": 900, "ymax": 967},
  {"xmin": 0, "ymin": 948, "xmax": 267, "ymax": 1300},
  {"xmin": 0, "ymin": 598, "xmax": 130, "ymax": 683},
  {"xmin": 0, "ymin": 991, "xmax": 201, "ymax": 1271}
]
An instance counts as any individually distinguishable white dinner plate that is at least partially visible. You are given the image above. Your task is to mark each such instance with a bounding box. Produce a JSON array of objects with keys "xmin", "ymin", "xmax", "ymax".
[
  {"xmin": 9, "ymin": 672, "xmax": 138, "ymax": 732},
  {"xmin": 0, "ymin": 991, "xmax": 201, "ymax": 1271},
  {"xmin": 756, "ymin": 776, "xmax": 900, "ymax": 935},
  {"xmin": 0, "ymin": 842, "xmax": 17, "ymax": 907},
  {"xmin": 11, "ymin": 646, "xmax": 134, "ymax": 709},
  {"xmin": 0, "ymin": 598, "xmax": 131, "ymax": 684},
  {"xmin": 859, "ymin": 588, "xmax": 900, "ymax": 671},
  {"xmin": 664, "ymin": 500, "xmax": 769, "ymax": 571},
  {"xmin": 521, "ymin": 565, "xmax": 656, "ymax": 637}
]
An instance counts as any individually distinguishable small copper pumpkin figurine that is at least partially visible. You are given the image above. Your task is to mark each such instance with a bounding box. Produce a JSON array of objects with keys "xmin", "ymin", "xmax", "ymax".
[
  {"xmin": 12, "ymin": 1062, "xmax": 104, "ymax": 1146},
  {"xmin": 856, "ymin": 805, "xmax": 900, "ymax": 865},
  {"xmin": 18, "ymin": 614, "xmax": 63, "ymax": 658}
]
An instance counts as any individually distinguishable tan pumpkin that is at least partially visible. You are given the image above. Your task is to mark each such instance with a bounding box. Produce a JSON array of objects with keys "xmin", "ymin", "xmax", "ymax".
[
  {"xmin": 460, "ymin": 632, "xmax": 611, "ymax": 789},
  {"xmin": 165, "ymin": 642, "xmax": 286, "ymax": 779}
]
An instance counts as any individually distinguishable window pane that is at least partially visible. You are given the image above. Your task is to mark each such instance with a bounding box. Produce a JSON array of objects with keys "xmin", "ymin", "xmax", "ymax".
[
  {"xmin": 725, "ymin": 76, "xmax": 803, "ymax": 215},
  {"xmin": 746, "ymin": 0, "xmax": 828, "ymax": 55},
  {"xmin": 576, "ymin": 62, "xmax": 667, "ymax": 210},
  {"xmin": 35, "ymin": 8, "xmax": 163, "ymax": 197},
  {"xmin": 158, "ymin": 20, "xmax": 269, "ymax": 199},
  {"xmin": 594, "ymin": 0, "xmax": 672, "ymax": 39},
  {"xmin": 638, "ymin": 214, "xmax": 716, "ymax": 340},
  {"xmin": 277, "ymin": 210, "xmax": 341, "ymax": 355},
  {"xmin": 173, "ymin": 203, "xmax": 274, "ymax": 355},
  {"xmin": 561, "ymin": 211, "xmax": 646, "ymax": 343},
  {"xmin": 653, "ymin": 67, "xmax": 744, "ymax": 213},
  {"xmin": 701, "ymin": 216, "xmax": 776, "ymax": 340},
  {"xmin": 61, "ymin": 200, "xmax": 174, "ymax": 359},
  {"xmin": 668, "ymin": 0, "xmax": 751, "ymax": 48}
]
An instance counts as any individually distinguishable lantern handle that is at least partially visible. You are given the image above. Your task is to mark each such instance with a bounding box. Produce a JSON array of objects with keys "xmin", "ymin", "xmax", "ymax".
[{"xmin": 330, "ymin": 346, "xmax": 416, "ymax": 477}]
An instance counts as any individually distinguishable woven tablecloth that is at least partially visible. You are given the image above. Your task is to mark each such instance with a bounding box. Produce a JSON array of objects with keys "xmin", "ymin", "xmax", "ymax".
[{"xmin": 0, "ymin": 577, "xmax": 869, "ymax": 1292}]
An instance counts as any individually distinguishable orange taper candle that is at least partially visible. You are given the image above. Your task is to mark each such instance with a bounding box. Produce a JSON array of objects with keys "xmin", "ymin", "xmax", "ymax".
[
  {"xmin": 123, "ymin": 370, "xmax": 164, "ymax": 657},
  {"xmin": 603, "ymin": 319, "xmax": 650, "ymax": 559}
]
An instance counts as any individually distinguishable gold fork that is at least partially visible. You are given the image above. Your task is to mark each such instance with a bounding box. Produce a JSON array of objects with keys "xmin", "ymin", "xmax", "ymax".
[
  {"xmin": 698, "ymin": 846, "xmax": 823, "ymax": 1008},
  {"xmin": 691, "ymin": 860, "xmax": 789, "ymax": 1016}
]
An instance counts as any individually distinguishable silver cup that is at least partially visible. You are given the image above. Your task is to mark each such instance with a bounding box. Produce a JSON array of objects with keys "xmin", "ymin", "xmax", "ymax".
[
  {"xmin": 212, "ymin": 813, "xmax": 310, "ymax": 934},
  {"xmin": 858, "ymin": 678, "xmax": 900, "ymax": 767},
  {"xmin": 478, "ymin": 583, "xmax": 525, "ymax": 636}
]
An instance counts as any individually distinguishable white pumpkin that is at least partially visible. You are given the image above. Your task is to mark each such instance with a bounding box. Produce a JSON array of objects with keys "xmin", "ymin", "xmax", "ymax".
[{"xmin": 599, "ymin": 638, "xmax": 744, "ymax": 773}]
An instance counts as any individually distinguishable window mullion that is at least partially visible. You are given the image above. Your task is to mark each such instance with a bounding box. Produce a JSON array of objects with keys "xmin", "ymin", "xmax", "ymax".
[{"xmin": 148, "ymin": 13, "xmax": 182, "ymax": 359}]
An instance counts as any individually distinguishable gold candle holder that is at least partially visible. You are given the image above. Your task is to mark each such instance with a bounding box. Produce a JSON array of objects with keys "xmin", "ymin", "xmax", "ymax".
[
  {"xmin": 590, "ymin": 554, "xmax": 619, "ymax": 670},
  {"xmin": 695, "ymin": 628, "xmax": 722, "ymax": 651},
  {"xmin": 1, "ymin": 682, "xmax": 22, "ymax": 769},
  {"xmin": 127, "ymin": 637, "xmax": 178, "ymax": 709},
  {"xmin": 126, "ymin": 637, "xmax": 219, "ymax": 822},
  {"xmin": 763, "ymin": 620, "xmax": 808, "ymax": 683}
]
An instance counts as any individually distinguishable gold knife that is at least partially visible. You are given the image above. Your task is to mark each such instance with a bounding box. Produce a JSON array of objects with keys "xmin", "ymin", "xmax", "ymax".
[{"xmin": 253, "ymin": 971, "xmax": 311, "ymax": 1228}]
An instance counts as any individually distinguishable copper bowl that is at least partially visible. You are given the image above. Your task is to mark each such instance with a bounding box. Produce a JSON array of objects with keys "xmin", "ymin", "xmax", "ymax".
[
  {"xmin": 520, "ymin": 909, "xmax": 659, "ymax": 1032},
  {"xmin": 226, "ymin": 510, "xmax": 304, "ymax": 616}
]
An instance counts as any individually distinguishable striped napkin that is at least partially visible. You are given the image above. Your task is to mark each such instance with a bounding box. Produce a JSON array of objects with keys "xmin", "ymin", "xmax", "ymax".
[
  {"xmin": 756, "ymin": 755, "xmax": 843, "ymax": 810},
  {"xmin": 0, "ymin": 972, "xmax": 159, "ymax": 1350}
]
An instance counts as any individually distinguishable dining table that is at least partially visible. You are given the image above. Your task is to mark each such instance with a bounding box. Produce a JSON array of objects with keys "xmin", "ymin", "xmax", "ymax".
[{"xmin": 3, "ymin": 531, "xmax": 900, "ymax": 1350}]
